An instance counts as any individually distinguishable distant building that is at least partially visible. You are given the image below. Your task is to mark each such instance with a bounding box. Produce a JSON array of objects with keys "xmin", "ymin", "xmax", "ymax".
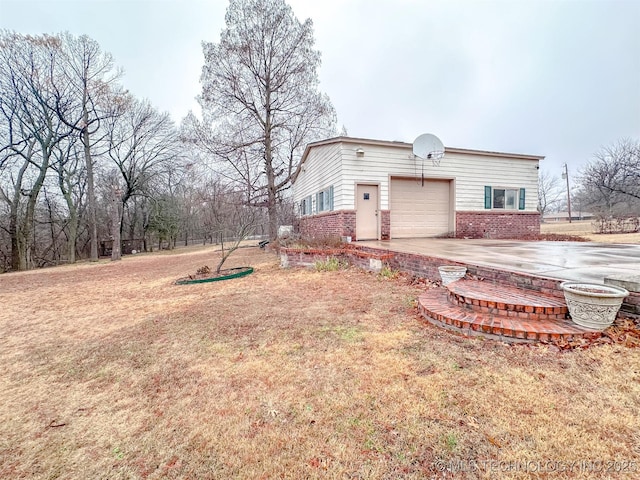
[{"xmin": 543, "ymin": 212, "xmax": 594, "ymax": 222}]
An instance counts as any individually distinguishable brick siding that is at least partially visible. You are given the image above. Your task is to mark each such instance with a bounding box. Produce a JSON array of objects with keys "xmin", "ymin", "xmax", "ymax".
[
  {"xmin": 300, "ymin": 210, "xmax": 540, "ymax": 241},
  {"xmin": 380, "ymin": 210, "xmax": 390, "ymax": 240},
  {"xmin": 455, "ymin": 211, "xmax": 540, "ymax": 239},
  {"xmin": 624, "ymin": 291, "xmax": 640, "ymax": 315},
  {"xmin": 280, "ymin": 246, "xmax": 393, "ymax": 272},
  {"xmin": 298, "ymin": 209, "xmax": 390, "ymax": 241},
  {"xmin": 298, "ymin": 210, "xmax": 356, "ymax": 240}
]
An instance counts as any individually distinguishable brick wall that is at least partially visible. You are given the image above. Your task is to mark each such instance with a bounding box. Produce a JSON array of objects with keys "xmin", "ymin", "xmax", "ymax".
[
  {"xmin": 281, "ymin": 244, "xmax": 639, "ymax": 315},
  {"xmin": 382, "ymin": 248, "xmax": 639, "ymax": 315},
  {"xmin": 456, "ymin": 211, "xmax": 540, "ymax": 239},
  {"xmin": 299, "ymin": 209, "xmax": 389, "ymax": 241},
  {"xmin": 298, "ymin": 210, "xmax": 539, "ymax": 241},
  {"xmin": 298, "ymin": 210, "xmax": 356, "ymax": 239},
  {"xmin": 380, "ymin": 210, "xmax": 390, "ymax": 240},
  {"xmin": 280, "ymin": 246, "xmax": 393, "ymax": 272},
  {"xmin": 624, "ymin": 292, "xmax": 640, "ymax": 315}
]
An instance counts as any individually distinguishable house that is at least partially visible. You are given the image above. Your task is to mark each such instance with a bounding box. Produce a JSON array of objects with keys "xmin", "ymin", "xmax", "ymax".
[
  {"xmin": 292, "ymin": 136, "xmax": 543, "ymax": 240},
  {"xmin": 543, "ymin": 211, "xmax": 594, "ymax": 222}
]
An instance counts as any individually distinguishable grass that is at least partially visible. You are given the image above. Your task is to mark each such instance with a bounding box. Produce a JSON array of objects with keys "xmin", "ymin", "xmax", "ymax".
[
  {"xmin": 378, "ymin": 265, "xmax": 400, "ymax": 280},
  {"xmin": 1, "ymin": 245, "xmax": 639, "ymax": 478},
  {"xmin": 314, "ymin": 256, "xmax": 347, "ymax": 271},
  {"xmin": 541, "ymin": 219, "xmax": 640, "ymax": 244}
]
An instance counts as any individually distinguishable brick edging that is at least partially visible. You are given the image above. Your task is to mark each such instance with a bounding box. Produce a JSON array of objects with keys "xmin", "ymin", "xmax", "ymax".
[
  {"xmin": 280, "ymin": 244, "xmax": 640, "ymax": 316},
  {"xmin": 354, "ymin": 245, "xmax": 640, "ymax": 315},
  {"xmin": 280, "ymin": 246, "xmax": 394, "ymax": 271}
]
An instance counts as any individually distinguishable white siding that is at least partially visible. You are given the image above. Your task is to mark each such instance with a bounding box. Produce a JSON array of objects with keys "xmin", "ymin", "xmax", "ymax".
[
  {"xmin": 340, "ymin": 142, "xmax": 539, "ymax": 211},
  {"xmin": 293, "ymin": 138, "xmax": 540, "ymax": 213},
  {"xmin": 340, "ymin": 143, "xmax": 414, "ymax": 210},
  {"xmin": 292, "ymin": 143, "xmax": 342, "ymax": 212},
  {"xmin": 446, "ymin": 151, "xmax": 539, "ymax": 211}
]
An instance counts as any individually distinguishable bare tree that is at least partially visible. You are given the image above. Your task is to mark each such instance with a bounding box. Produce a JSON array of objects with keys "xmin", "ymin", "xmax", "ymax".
[
  {"xmin": 0, "ymin": 32, "xmax": 73, "ymax": 270},
  {"xmin": 577, "ymin": 138, "xmax": 640, "ymax": 216},
  {"xmin": 200, "ymin": 183, "xmax": 258, "ymax": 272},
  {"xmin": 55, "ymin": 33, "xmax": 122, "ymax": 262},
  {"xmin": 108, "ymin": 176, "xmax": 123, "ymax": 261},
  {"xmin": 50, "ymin": 134, "xmax": 85, "ymax": 263},
  {"xmin": 537, "ymin": 168, "xmax": 563, "ymax": 218},
  {"xmin": 214, "ymin": 200, "xmax": 257, "ymax": 274},
  {"xmin": 104, "ymin": 97, "xmax": 180, "ymax": 246},
  {"xmin": 196, "ymin": 0, "xmax": 336, "ymax": 241}
]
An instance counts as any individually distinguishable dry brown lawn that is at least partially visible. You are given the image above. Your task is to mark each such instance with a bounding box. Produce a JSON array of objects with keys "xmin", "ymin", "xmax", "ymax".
[
  {"xmin": 542, "ymin": 220, "xmax": 640, "ymax": 244},
  {"xmin": 1, "ymin": 246, "xmax": 640, "ymax": 479}
]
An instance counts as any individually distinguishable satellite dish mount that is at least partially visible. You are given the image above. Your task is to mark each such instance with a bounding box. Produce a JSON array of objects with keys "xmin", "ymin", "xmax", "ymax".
[{"xmin": 412, "ymin": 133, "xmax": 445, "ymax": 185}]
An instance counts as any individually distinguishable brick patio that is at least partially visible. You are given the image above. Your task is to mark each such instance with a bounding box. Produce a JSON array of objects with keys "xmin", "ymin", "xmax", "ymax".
[
  {"xmin": 280, "ymin": 243, "xmax": 631, "ymax": 343},
  {"xmin": 418, "ymin": 280, "xmax": 601, "ymax": 343}
]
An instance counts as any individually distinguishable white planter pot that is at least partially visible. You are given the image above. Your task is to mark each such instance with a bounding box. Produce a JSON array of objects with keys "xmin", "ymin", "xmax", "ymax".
[
  {"xmin": 560, "ymin": 282, "xmax": 629, "ymax": 330},
  {"xmin": 438, "ymin": 266, "xmax": 467, "ymax": 286}
]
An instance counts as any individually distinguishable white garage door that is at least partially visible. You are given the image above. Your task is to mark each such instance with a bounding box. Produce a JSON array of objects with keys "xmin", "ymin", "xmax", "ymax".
[{"xmin": 390, "ymin": 178, "xmax": 451, "ymax": 238}]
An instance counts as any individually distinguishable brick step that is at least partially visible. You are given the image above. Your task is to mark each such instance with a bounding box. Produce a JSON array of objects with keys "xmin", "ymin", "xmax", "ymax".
[
  {"xmin": 447, "ymin": 279, "xmax": 569, "ymax": 320},
  {"xmin": 419, "ymin": 289, "xmax": 600, "ymax": 343}
]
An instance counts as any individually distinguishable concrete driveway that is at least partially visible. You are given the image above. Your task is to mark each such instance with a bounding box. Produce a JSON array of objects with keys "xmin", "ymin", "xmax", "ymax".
[{"xmin": 360, "ymin": 238, "xmax": 640, "ymax": 286}]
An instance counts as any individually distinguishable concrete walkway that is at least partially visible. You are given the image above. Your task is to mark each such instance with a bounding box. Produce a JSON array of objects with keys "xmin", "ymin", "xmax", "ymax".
[{"xmin": 359, "ymin": 238, "xmax": 640, "ymax": 286}]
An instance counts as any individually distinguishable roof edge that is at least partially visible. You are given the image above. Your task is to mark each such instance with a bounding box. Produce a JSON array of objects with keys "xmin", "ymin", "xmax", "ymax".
[{"xmin": 302, "ymin": 136, "xmax": 545, "ymax": 161}]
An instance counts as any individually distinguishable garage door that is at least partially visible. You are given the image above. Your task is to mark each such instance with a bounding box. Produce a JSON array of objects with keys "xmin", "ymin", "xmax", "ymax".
[{"xmin": 390, "ymin": 178, "xmax": 451, "ymax": 238}]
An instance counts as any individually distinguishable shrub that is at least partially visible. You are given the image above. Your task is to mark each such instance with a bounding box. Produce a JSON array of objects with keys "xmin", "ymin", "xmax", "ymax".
[
  {"xmin": 378, "ymin": 265, "xmax": 399, "ymax": 280},
  {"xmin": 314, "ymin": 257, "xmax": 347, "ymax": 272}
]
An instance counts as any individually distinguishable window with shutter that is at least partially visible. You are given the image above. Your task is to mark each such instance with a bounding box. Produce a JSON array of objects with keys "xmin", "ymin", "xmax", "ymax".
[
  {"xmin": 485, "ymin": 186, "xmax": 524, "ymax": 210},
  {"xmin": 316, "ymin": 186, "xmax": 334, "ymax": 213},
  {"xmin": 484, "ymin": 186, "xmax": 492, "ymax": 209}
]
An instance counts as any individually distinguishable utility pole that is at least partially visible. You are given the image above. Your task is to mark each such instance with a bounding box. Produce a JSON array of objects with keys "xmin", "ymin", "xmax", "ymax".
[{"xmin": 562, "ymin": 163, "xmax": 572, "ymax": 223}]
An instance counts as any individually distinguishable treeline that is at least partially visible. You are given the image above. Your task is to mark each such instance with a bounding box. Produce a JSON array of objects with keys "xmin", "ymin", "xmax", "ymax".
[
  {"xmin": 0, "ymin": 31, "xmax": 271, "ymax": 272},
  {"xmin": 576, "ymin": 138, "xmax": 640, "ymax": 220},
  {"xmin": 539, "ymin": 138, "xmax": 640, "ymax": 228}
]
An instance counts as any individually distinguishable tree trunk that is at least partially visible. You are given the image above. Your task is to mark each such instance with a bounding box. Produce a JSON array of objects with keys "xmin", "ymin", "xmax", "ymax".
[
  {"xmin": 18, "ymin": 146, "xmax": 50, "ymax": 270},
  {"xmin": 82, "ymin": 105, "xmax": 99, "ymax": 262},
  {"xmin": 17, "ymin": 227, "xmax": 28, "ymax": 271},
  {"xmin": 44, "ymin": 193, "xmax": 59, "ymax": 264},
  {"xmin": 67, "ymin": 213, "xmax": 78, "ymax": 263},
  {"xmin": 59, "ymin": 181, "xmax": 79, "ymax": 264},
  {"xmin": 8, "ymin": 157, "xmax": 29, "ymax": 271},
  {"xmin": 128, "ymin": 197, "xmax": 138, "ymax": 241},
  {"xmin": 110, "ymin": 187, "xmax": 122, "ymax": 261},
  {"xmin": 20, "ymin": 195, "xmax": 38, "ymax": 271},
  {"xmin": 264, "ymin": 98, "xmax": 278, "ymax": 242},
  {"xmin": 267, "ymin": 190, "xmax": 278, "ymax": 242},
  {"xmin": 9, "ymin": 210, "xmax": 19, "ymax": 271}
]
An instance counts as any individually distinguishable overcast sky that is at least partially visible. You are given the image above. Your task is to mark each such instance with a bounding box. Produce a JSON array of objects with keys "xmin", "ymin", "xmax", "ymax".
[{"xmin": 1, "ymin": 0, "xmax": 639, "ymax": 176}]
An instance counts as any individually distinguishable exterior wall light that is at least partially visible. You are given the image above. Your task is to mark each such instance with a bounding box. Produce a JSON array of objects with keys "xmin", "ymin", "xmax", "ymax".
[{"xmin": 355, "ymin": 147, "xmax": 365, "ymax": 157}]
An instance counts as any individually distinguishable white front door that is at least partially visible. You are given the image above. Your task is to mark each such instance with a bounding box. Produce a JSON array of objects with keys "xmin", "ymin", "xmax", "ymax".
[{"xmin": 356, "ymin": 184, "xmax": 379, "ymax": 240}]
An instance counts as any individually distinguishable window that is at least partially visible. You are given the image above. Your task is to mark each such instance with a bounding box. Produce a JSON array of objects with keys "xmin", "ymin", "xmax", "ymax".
[
  {"xmin": 485, "ymin": 186, "xmax": 525, "ymax": 210},
  {"xmin": 301, "ymin": 186, "xmax": 334, "ymax": 216},
  {"xmin": 300, "ymin": 195, "xmax": 313, "ymax": 216},
  {"xmin": 315, "ymin": 185, "xmax": 334, "ymax": 213}
]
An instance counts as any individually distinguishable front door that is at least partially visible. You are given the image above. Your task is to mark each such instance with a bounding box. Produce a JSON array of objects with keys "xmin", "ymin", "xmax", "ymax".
[{"xmin": 356, "ymin": 184, "xmax": 379, "ymax": 240}]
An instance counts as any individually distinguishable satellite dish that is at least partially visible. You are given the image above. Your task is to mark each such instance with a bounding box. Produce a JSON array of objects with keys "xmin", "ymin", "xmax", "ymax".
[
  {"xmin": 412, "ymin": 133, "xmax": 445, "ymax": 186},
  {"xmin": 413, "ymin": 133, "xmax": 445, "ymax": 162}
]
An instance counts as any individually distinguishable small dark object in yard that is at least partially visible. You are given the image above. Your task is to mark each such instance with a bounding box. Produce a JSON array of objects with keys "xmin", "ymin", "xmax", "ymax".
[
  {"xmin": 196, "ymin": 265, "xmax": 211, "ymax": 276},
  {"xmin": 259, "ymin": 240, "xmax": 269, "ymax": 249},
  {"xmin": 176, "ymin": 266, "xmax": 254, "ymax": 285},
  {"xmin": 47, "ymin": 420, "xmax": 66, "ymax": 428}
]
